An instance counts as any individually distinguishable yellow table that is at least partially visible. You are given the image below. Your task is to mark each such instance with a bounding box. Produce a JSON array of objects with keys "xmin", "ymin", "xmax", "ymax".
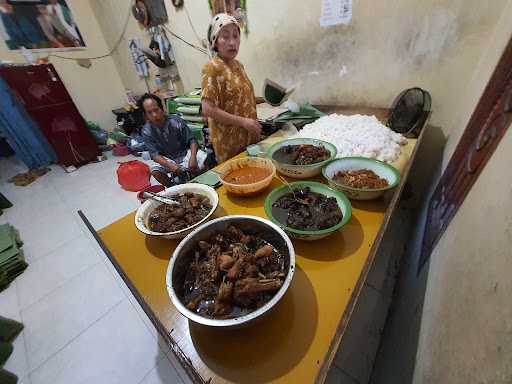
[{"xmin": 81, "ymin": 106, "xmax": 422, "ymax": 384}]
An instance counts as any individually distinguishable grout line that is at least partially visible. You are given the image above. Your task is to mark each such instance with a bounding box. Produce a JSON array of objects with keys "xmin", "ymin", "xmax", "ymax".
[
  {"xmin": 18, "ymin": 259, "xmax": 103, "ymax": 313},
  {"xmin": 26, "ymin": 298, "xmax": 126, "ymax": 378}
]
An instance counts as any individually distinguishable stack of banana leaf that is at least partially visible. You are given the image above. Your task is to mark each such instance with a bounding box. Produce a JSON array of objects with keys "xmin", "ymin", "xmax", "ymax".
[
  {"xmin": 0, "ymin": 224, "xmax": 27, "ymax": 292},
  {"xmin": 0, "ymin": 316, "xmax": 24, "ymax": 383},
  {"xmin": 168, "ymin": 91, "xmax": 204, "ymax": 145}
]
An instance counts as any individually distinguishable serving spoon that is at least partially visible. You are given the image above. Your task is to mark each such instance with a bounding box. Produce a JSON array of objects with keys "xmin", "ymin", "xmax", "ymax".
[
  {"xmin": 143, "ymin": 190, "xmax": 180, "ymax": 206},
  {"xmin": 274, "ymin": 174, "xmax": 309, "ymax": 205}
]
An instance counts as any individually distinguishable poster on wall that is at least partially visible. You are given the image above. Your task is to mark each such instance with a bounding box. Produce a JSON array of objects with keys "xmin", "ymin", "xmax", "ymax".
[
  {"xmin": 208, "ymin": 0, "xmax": 247, "ymax": 29},
  {"xmin": 0, "ymin": 0, "xmax": 86, "ymax": 50}
]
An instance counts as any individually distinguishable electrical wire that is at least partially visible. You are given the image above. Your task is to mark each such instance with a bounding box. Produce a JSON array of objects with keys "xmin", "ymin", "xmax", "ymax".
[
  {"xmin": 183, "ymin": 3, "xmax": 203, "ymax": 44},
  {"xmin": 162, "ymin": 24, "xmax": 207, "ymax": 55},
  {"xmin": 46, "ymin": 0, "xmax": 134, "ymax": 61}
]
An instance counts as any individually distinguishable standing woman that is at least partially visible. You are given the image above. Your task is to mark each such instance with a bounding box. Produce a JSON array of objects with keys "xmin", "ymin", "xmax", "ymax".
[{"xmin": 201, "ymin": 13, "xmax": 261, "ymax": 163}]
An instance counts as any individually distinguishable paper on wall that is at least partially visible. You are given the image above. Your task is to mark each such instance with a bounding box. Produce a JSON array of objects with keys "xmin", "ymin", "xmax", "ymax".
[{"xmin": 320, "ymin": 0, "xmax": 352, "ymax": 27}]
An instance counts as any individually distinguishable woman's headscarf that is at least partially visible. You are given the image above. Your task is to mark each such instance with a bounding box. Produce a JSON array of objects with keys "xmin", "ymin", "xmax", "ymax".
[{"xmin": 207, "ymin": 13, "xmax": 240, "ymax": 58}]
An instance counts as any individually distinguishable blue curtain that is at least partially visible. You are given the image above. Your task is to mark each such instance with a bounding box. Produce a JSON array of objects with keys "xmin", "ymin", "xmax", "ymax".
[{"xmin": 0, "ymin": 76, "xmax": 57, "ymax": 170}]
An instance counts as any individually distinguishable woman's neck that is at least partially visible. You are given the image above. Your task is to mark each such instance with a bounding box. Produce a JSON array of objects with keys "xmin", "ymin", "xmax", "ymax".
[{"xmin": 218, "ymin": 55, "xmax": 235, "ymax": 66}]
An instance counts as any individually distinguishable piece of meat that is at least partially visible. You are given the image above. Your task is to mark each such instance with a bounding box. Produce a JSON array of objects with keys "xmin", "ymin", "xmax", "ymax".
[
  {"xmin": 198, "ymin": 241, "xmax": 210, "ymax": 252},
  {"xmin": 218, "ymin": 254, "xmax": 235, "ymax": 271},
  {"xmin": 227, "ymin": 225, "xmax": 244, "ymax": 241},
  {"xmin": 233, "ymin": 278, "xmax": 283, "ymax": 300},
  {"xmin": 254, "ymin": 244, "xmax": 273, "ymax": 259},
  {"xmin": 186, "ymin": 296, "xmax": 202, "ymax": 311},
  {"xmin": 226, "ymin": 257, "xmax": 244, "ymax": 281},
  {"xmin": 213, "ymin": 281, "xmax": 233, "ymax": 316}
]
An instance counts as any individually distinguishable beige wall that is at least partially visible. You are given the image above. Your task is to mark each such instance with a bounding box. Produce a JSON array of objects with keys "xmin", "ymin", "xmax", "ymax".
[
  {"xmin": 0, "ymin": 0, "xmax": 127, "ymax": 131},
  {"xmin": 413, "ymin": 1, "xmax": 512, "ymax": 383},
  {"xmin": 91, "ymin": 0, "xmax": 508, "ymax": 137}
]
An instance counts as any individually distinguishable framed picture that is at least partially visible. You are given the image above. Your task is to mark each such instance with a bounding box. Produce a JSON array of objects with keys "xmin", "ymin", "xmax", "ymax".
[
  {"xmin": 0, "ymin": 0, "xmax": 86, "ymax": 50},
  {"xmin": 208, "ymin": 0, "xmax": 247, "ymax": 29}
]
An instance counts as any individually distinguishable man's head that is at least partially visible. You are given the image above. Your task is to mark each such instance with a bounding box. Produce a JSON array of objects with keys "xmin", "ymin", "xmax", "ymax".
[{"xmin": 139, "ymin": 93, "xmax": 165, "ymax": 126}]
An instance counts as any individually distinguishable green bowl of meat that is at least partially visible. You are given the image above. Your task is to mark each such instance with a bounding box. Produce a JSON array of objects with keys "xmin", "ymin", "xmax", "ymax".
[
  {"xmin": 322, "ymin": 157, "xmax": 401, "ymax": 200},
  {"xmin": 264, "ymin": 181, "xmax": 352, "ymax": 241},
  {"xmin": 267, "ymin": 138, "xmax": 337, "ymax": 179}
]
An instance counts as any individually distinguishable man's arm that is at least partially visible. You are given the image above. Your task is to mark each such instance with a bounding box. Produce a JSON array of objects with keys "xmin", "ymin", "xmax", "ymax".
[{"xmin": 153, "ymin": 154, "xmax": 181, "ymax": 173}]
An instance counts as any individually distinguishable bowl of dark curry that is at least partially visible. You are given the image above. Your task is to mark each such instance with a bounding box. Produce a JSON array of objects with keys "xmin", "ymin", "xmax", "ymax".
[
  {"xmin": 267, "ymin": 138, "xmax": 337, "ymax": 179},
  {"xmin": 322, "ymin": 157, "xmax": 401, "ymax": 200},
  {"xmin": 166, "ymin": 215, "xmax": 295, "ymax": 327},
  {"xmin": 264, "ymin": 181, "xmax": 352, "ymax": 241},
  {"xmin": 135, "ymin": 183, "xmax": 219, "ymax": 239},
  {"xmin": 217, "ymin": 157, "xmax": 276, "ymax": 196}
]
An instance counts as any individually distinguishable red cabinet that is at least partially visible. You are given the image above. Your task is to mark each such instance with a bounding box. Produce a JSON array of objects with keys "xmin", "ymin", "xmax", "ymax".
[{"xmin": 0, "ymin": 64, "xmax": 100, "ymax": 167}]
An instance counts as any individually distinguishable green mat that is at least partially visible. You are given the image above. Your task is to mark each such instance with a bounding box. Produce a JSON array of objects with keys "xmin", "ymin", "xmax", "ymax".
[
  {"xmin": 0, "ymin": 369, "xmax": 17, "ymax": 384},
  {"xmin": 0, "ymin": 224, "xmax": 27, "ymax": 293}
]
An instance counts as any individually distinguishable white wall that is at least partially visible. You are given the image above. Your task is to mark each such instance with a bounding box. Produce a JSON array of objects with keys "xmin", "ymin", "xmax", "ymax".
[
  {"xmin": 413, "ymin": 1, "xmax": 512, "ymax": 383},
  {"xmin": 0, "ymin": 0, "xmax": 127, "ymax": 131}
]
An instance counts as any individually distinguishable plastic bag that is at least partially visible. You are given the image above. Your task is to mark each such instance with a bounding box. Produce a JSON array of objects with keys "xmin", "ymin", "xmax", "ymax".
[{"xmin": 116, "ymin": 160, "xmax": 151, "ymax": 192}]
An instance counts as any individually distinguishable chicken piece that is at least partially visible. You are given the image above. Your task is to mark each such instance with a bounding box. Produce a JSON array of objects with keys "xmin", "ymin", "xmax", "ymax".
[
  {"xmin": 226, "ymin": 257, "xmax": 244, "ymax": 281},
  {"xmin": 207, "ymin": 244, "xmax": 221, "ymax": 280},
  {"xmin": 217, "ymin": 281, "xmax": 233, "ymax": 302},
  {"xmin": 186, "ymin": 296, "xmax": 202, "ymax": 311},
  {"xmin": 233, "ymin": 278, "xmax": 283, "ymax": 304},
  {"xmin": 198, "ymin": 241, "xmax": 211, "ymax": 252},
  {"xmin": 244, "ymin": 263, "xmax": 259, "ymax": 277},
  {"xmin": 213, "ymin": 281, "xmax": 233, "ymax": 316},
  {"xmin": 171, "ymin": 207, "xmax": 185, "ymax": 218},
  {"xmin": 227, "ymin": 225, "xmax": 245, "ymax": 241},
  {"xmin": 254, "ymin": 244, "xmax": 273, "ymax": 259},
  {"xmin": 217, "ymin": 254, "xmax": 235, "ymax": 271}
]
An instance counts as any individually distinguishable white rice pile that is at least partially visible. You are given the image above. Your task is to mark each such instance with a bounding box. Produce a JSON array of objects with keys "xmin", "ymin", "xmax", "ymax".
[{"xmin": 298, "ymin": 114, "xmax": 407, "ymax": 162}]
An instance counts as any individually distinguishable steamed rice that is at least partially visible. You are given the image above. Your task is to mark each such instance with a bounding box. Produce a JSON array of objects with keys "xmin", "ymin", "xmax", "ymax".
[{"xmin": 297, "ymin": 114, "xmax": 407, "ymax": 162}]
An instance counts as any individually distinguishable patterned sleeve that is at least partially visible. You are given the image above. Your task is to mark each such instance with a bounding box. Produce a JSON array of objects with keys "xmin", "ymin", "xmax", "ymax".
[{"xmin": 201, "ymin": 62, "xmax": 221, "ymax": 106}]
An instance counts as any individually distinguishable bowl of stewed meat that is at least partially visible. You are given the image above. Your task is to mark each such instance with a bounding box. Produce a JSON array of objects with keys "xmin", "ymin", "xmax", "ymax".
[
  {"xmin": 322, "ymin": 157, "xmax": 401, "ymax": 200},
  {"xmin": 134, "ymin": 183, "xmax": 219, "ymax": 239},
  {"xmin": 166, "ymin": 215, "xmax": 295, "ymax": 327},
  {"xmin": 267, "ymin": 138, "xmax": 337, "ymax": 179}
]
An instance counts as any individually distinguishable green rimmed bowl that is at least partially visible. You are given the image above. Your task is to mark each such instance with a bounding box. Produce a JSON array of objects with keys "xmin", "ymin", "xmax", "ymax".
[
  {"xmin": 264, "ymin": 181, "xmax": 352, "ymax": 241},
  {"xmin": 267, "ymin": 138, "xmax": 337, "ymax": 179},
  {"xmin": 322, "ymin": 157, "xmax": 401, "ymax": 201}
]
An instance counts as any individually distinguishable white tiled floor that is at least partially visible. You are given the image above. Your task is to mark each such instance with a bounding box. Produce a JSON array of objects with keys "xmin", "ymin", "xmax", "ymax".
[{"xmin": 0, "ymin": 155, "xmax": 187, "ymax": 384}]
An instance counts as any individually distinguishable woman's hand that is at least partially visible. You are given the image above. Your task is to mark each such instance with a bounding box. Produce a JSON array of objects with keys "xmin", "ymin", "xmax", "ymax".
[{"xmin": 242, "ymin": 118, "xmax": 262, "ymax": 142}]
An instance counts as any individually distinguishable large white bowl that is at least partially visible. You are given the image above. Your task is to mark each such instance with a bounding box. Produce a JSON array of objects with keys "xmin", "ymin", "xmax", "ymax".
[
  {"xmin": 267, "ymin": 138, "xmax": 337, "ymax": 179},
  {"xmin": 322, "ymin": 157, "xmax": 400, "ymax": 200},
  {"xmin": 135, "ymin": 183, "xmax": 219, "ymax": 239}
]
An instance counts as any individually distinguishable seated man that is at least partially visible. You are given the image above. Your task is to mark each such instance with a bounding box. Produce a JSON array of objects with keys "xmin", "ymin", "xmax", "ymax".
[{"xmin": 139, "ymin": 93, "xmax": 206, "ymax": 186}]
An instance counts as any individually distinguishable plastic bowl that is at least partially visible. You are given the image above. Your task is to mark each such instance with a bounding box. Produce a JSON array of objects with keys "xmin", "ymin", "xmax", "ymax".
[
  {"xmin": 267, "ymin": 138, "xmax": 337, "ymax": 179},
  {"xmin": 322, "ymin": 157, "xmax": 401, "ymax": 200},
  {"xmin": 166, "ymin": 215, "xmax": 295, "ymax": 327},
  {"xmin": 217, "ymin": 157, "xmax": 276, "ymax": 196},
  {"xmin": 264, "ymin": 181, "xmax": 352, "ymax": 241},
  {"xmin": 135, "ymin": 183, "xmax": 219, "ymax": 239}
]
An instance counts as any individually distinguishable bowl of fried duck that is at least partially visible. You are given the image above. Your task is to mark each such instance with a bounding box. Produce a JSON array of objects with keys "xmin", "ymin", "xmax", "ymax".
[
  {"xmin": 135, "ymin": 184, "xmax": 219, "ymax": 239},
  {"xmin": 166, "ymin": 215, "xmax": 295, "ymax": 327},
  {"xmin": 322, "ymin": 157, "xmax": 400, "ymax": 200},
  {"xmin": 267, "ymin": 138, "xmax": 337, "ymax": 179}
]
